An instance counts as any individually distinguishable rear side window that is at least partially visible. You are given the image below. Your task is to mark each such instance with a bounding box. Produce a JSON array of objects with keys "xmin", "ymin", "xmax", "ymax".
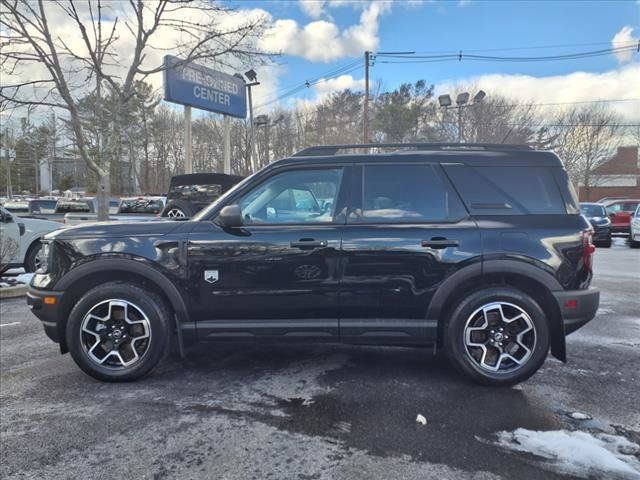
[
  {"xmin": 444, "ymin": 165, "xmax": 566, "ymax": 215},
  {"xmin": 351, "ymin": 164, "xmax": 466, "ymax": 223}
]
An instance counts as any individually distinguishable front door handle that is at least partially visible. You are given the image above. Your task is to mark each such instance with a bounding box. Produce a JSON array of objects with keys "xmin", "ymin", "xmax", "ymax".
[
  {"xmin": 290, "ymin": 239, "xmax": 328, "ymax": 249},
  {"xmin": 421, "ymin": 238, "xmax": 459, "ymax": 249}
]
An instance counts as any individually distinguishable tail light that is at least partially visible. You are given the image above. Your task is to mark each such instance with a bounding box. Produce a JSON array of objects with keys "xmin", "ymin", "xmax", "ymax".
[{"xmin": 582, "ymin": 230, "xmax": 596, "ymax": 271}]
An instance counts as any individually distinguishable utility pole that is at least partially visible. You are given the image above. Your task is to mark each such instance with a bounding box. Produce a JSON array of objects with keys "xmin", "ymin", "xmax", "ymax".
[
  {"xmin": 184, "ymin": 105, "xmax": 193, "ymax": 173},
  {"xmin": 458, "ymin": 107, "xmax": 463, "ymax": 143},
  {"xmin": 223, "ymin": 115, "xmax": 231, "ymax": 174},
  {"xmin": 363, "ymin": 50, "xmax": 370, "ymax": 143}
]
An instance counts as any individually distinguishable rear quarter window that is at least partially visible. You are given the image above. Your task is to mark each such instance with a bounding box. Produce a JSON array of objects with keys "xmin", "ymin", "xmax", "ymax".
[{"xmin": 443, "ymin": 165, "xmax": 566, "ymax": 215}]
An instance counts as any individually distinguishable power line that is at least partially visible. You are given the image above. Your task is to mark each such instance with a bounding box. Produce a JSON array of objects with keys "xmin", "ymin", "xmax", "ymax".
[
  {"xmin": 375, "ymin": 44, "xmax": 638, "ymax": 63},
  {"xmin": 255, "ymin": 63, "xmax": 362, "ymax": 110},
  {"xmin": 411, "ymin": 40, "xmax": 637, "ymax": 55}
]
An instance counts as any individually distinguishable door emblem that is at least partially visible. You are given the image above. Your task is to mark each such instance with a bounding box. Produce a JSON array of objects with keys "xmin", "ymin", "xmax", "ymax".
[{"xmin": 204, "ymin": 270, "xmax": 219, "ymax": 284}]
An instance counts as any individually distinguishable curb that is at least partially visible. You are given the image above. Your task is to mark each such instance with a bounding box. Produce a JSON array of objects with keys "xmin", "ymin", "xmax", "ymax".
[{"xmin": 0, "ymin": 284, "xmax": 28, "ymax": 299}]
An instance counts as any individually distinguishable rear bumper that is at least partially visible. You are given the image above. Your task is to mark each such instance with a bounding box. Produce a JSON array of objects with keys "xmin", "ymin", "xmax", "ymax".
[
  {"xmin": 553, "ymin": 288, "xmax": 600, "ymax": 335},
  {"xmin": 611, "ymin": 223, "xmax": 630, "ymax": 234},
  {"xmin": 27, "ymin": 287, "xmax": 63, "ymax": 344}
]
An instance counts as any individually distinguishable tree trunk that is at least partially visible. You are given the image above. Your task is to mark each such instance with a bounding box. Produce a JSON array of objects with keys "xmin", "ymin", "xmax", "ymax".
[{"xmin": 96, "ymin": 172, "xmax": 110, "ymax": 221}]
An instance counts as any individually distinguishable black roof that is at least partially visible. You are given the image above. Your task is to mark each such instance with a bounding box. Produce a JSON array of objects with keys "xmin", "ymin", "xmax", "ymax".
[
  {"xmin": 275, "ymin": 143, "xmax": 562, "ymax": 168},
  {"xmin": 169, "ymin": 173, "xmax": 244, "ymax": 187}
]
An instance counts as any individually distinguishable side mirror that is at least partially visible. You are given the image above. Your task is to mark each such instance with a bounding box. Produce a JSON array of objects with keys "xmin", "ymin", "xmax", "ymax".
[
  {"xmin": 1, "ymin": 212, "xmax": 13, "ymax": 223},
  {"xmin": 217, "ymin": 204, "xmax": 243, "ymax": 228}
]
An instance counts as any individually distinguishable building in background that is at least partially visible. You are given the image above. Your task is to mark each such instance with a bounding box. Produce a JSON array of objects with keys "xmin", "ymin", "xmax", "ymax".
[{"xmin": 579, "ymin": 146, "xmax": 640, "ymax": 202}]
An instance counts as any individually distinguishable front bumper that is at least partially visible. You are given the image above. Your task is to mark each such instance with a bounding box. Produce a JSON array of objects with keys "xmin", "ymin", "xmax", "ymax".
[
  {"xmin": 592, "ymin": 226, "xmax": 611, "ymax": 242},
  {"xmin": 27, "ymin": 287, "xmax": 64, "ymax": 345},
  {"xmin": 553, "ymin": 287, "xmax": 600, "ymax": 335}
]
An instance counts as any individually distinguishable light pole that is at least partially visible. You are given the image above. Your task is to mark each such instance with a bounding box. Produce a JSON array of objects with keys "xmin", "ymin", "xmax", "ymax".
[
  {"xmin": 438, "ymin": 90, "xmax": 486, "ymax": 143},
  {"xmin": 242, "ymin": 69, "xmax": 260, "ymax": 173}
]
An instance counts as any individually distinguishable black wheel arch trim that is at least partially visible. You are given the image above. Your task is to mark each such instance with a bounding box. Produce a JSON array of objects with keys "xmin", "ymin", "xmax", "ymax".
[
  {"xmin": 55, "ymin": 258, "xmax": 188, "ymax": 356},
  {"xmin": 427, "ymin": 258, "xmax": 566, "ymax": 362}
]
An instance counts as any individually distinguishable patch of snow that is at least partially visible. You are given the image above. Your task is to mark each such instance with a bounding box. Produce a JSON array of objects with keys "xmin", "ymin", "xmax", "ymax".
[
  {"xmin": 5, "ymin": 268, "xmax": 25, "ymax": 274},
  {"xmin": 416, "ymin": 414, "xmax": 427, "ymax": 425},
  {"xmin": 569, "ymin": 412, "xmax": 592, "ymax": 420},
  {"xmin": 494, "ymin": 428, "xmax": 640, "ymax": 479},
  {"xmin": 15, "ymin": 273, "xmax": 34, "ymax": 284}
]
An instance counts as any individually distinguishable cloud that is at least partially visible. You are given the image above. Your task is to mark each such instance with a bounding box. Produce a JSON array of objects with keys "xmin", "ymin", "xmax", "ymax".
[
  {"xmin": 299, "ymin": 0, "xmax": 326, "ymax": 19},
  {"xmin": 314, "ymin": 74, "xmax": 365, "ymax": 96},
  {"xmin": 260, "ymin": 2, "xmax": 391, "ymax": 62},
  {"xmin": 436, "ymin": 64, "xmax": 640, "ymax": 121},
  {"xmin": 611, "ymin": 26, "xmax": 638, "ymax": 64}
]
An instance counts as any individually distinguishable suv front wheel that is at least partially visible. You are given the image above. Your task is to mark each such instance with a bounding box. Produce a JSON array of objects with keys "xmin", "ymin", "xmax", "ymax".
[
  {"xmin": 66, "ymin": 282, "xmax": 172, "ymax": 382},
  {"xmin": 444, "ymin": 287, "xmax": 550, "ymax": 386}
]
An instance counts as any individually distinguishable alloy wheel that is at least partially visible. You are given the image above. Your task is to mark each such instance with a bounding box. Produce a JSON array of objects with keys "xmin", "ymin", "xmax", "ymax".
[
  {"xmin": 463, "ymin": 301, "xmax": 536, "ymax": 373},
  {"xmin": 167, "ymin": 208, "xmax": 185, "ymax": 218},
  {"xmin": 80, "ymin": 299, "xmax": 151, "ymax": 369}
]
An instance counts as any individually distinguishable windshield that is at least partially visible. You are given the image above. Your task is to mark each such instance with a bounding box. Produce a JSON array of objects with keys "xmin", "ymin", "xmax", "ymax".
[
  {"xmin": 191, "ymin": 172, "xmax": 259, "ymax": 221},
  {"xmin": 580, "ymin": 204, "xmax": 606, "ymax": 217}
]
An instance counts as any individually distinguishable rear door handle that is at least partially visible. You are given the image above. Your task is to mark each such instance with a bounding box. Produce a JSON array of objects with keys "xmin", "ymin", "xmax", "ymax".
[
  {"xmin": 290, "ymin": 239, "xmax": 328, "ymax": 249},
  {"xmin": 421, "ymin": 238, "xmax": 459, "ymax": 249}
]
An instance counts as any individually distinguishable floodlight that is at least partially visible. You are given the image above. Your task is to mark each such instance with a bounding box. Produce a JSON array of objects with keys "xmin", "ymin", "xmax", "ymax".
[
  {"xmin": 244, "ymin": 69, "xmax": 257, "ymax": 82},
  {"xmin": 473, "ymin": 90, "xmax": 486, "ymax": 103},
  {"xmin": 456, "ymin": 92, "xmax": 470, "ymax": 105},
  {"xmin": 438, "ymin": 94, "xmax": 452, "ymax": 107}
]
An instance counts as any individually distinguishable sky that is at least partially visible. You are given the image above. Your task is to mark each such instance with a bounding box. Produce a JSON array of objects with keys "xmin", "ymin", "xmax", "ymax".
[
  {"xmin": 224, "ymin": 0, "xmax": 640, "ymax": 120},
  {"xmin": 1, "ymin": 0, "xmax": 639, "ymax": 123}
]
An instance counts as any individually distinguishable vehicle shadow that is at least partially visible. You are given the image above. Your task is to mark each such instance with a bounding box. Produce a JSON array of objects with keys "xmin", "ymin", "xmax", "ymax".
[{"xmin": 157, "ymin": 342, "xmax": 570, "ymax": 479}]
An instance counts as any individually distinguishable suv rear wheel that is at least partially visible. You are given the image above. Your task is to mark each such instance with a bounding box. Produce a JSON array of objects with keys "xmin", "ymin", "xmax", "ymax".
[
  {"xmin": 444, "ymin": 287, "xmax": 550, "ymax": 386},
  {"xmin": 66, "ymin": 282, "xmax": 172, "ymax": 382}
]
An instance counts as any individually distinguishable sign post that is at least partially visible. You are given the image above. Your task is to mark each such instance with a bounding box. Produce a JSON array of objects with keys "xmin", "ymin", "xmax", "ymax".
[
  {"xmin": 184, "ymin": 105, "xmax": 192, "ymax": 173},
  {"xmin": 223, "ymin": 115, "xmax": 231, "ymax": 174},
  {"xmin": 163, "ymin": 56, "xmax": 247, "ymax": 174}
]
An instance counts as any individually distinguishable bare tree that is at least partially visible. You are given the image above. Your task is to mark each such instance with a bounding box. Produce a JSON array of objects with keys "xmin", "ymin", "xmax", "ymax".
[
  {"xmin": 548, "ymin": 104, "xmax": 622, "ymax": 196},
  {"xmin": 1, "ymin": 0, "xmax": 265, "ymax": 219}
]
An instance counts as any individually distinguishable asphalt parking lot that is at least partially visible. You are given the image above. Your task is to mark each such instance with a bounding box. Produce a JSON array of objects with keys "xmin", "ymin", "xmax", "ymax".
[{"xmin": 1, "ymin": 238, "xmax": 639, "ymax": 480}]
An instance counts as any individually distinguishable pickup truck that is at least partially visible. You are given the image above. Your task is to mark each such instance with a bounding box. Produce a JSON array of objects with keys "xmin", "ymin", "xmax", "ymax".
[{"xmin": 0, "ymin": 205, "xmax": 63, "ymax": 273}]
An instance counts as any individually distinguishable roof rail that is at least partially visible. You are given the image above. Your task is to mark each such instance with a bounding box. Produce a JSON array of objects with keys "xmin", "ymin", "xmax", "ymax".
[{"xmin": 292, "ymin": 143, "xmax": 533, "ymax": 157}]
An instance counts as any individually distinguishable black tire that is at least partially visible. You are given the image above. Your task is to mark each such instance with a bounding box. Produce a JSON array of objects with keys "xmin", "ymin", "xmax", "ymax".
[
  {"xmin": 66, "ymin": 282, "xmax": 172, "ymax": 382},
  {"xmin": 24, "ymin": 241, "xmax": 43, "ymax": 273},
  {"xmin": 443, "ymin": 287, "xmax": 550, "ymax": 387},
  {"xmin": 630, "ymin": 240, "xmax": 640, "ymax": 249},
  {"xmin": 597, "ymin": 238, "xmax": 612, "ymax": 248},
  {"xmin": 161, "ymin": 200, "xmax": 197, "ymax": 219}
]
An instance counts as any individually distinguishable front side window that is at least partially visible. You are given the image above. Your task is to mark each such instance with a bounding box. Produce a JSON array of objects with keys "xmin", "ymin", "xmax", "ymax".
[
  {"xmin": 353, "ymin": 164, "xmax": 465, "ymax": 223},
  {"xmin": 238, "ymin": 168, "xmax": 343, "ymax": 225}
]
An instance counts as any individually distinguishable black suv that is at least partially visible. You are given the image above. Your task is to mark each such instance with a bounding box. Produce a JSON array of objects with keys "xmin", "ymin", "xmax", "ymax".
[
  {"xmin": 161, "ymin": 173, "xmax": 243, "ymax": 218},
  {"xmin": 27, "ymin": 143, "xmax": 599, "ymax": 385}
]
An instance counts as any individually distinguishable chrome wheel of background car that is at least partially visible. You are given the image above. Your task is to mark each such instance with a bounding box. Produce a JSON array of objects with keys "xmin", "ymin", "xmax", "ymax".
[
  {"xmin": 167, "ymin": 208, "xmax": 186, "ymax": 218},
  {"xmin": 463, "ymin": 301, "xmax": 536, "ymax": 373},
  {"xmin": 80, "ymin": 299, "xmax": 151, "ymax": 369}
]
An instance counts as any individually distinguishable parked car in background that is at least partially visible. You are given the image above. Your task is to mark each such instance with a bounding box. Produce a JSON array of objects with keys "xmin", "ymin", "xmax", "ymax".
[
  {"xmin": 0, "ymin": 205, "xmax": 63, "ymax": 273},
  {"xmin": 579, "ymin": 203, "xmax": 611, "ymax": 247},
  {"xmin": 604, "ymin": 200, "xmax": 640, "ymax": 234},
  {"xmin": 630, "ymin": 204, "xmax": 640, "ymax": 248},
  {"xmin": 118, "ymin": 196, "xmax": 165, "ymax": 215},
  {"xmin": 161, "ymin": 173, "xmax": 243, "ymax": 218},
  {"xmin": 63, "ymin": 197, "xmax": 164, "ymax": 225},
  {"xmin": 28, "ymin": 143, "xmax": 599, "ymax": 386}
]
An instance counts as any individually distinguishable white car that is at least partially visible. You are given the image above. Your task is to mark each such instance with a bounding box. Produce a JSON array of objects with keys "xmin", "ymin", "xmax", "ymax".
[
  {"xmin": 0, "ymin": 205, "xmax": 63, "ymax": 273},
  {"xmin": 630, "ymin": 205, "xmax": 640, "ymax": 248}
]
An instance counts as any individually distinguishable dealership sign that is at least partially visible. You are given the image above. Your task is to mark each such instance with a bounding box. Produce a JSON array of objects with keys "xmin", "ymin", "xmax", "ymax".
[{"xmin": 163, "ymin": 55, "xmax": 247, "ymax": 118}]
